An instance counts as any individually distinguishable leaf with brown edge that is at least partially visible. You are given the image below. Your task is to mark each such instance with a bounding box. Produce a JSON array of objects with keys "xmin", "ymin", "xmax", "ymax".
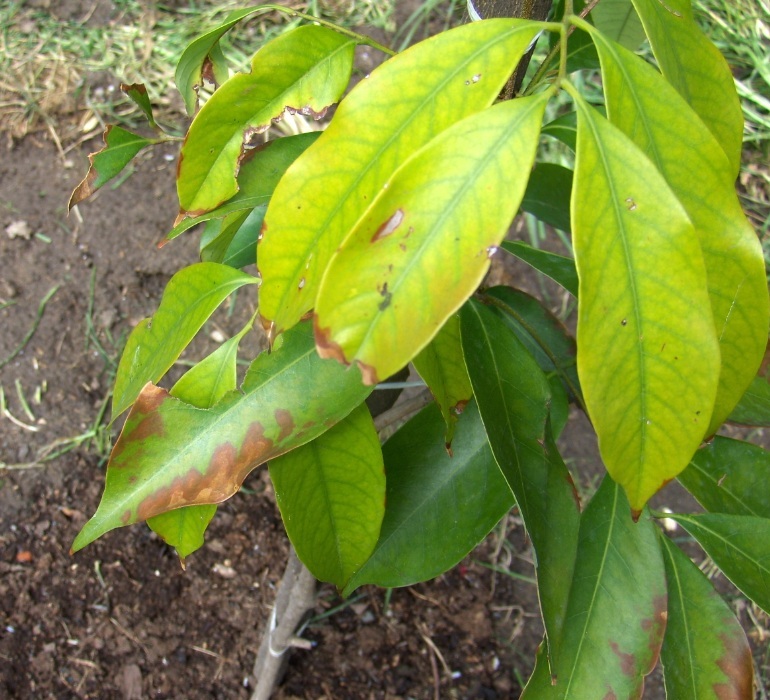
[
  {"xmin": 69, "ymin": 126, "xmax": 157, "ymax": 209},
  {"xmin": 660, "ymin": 533, "xmax": 754, "ymax": 700},
  {"xmin": 120, "ymin": 83, "xmax": 158, "ymax": 130},
  {"xmin": 72, "ymin": 321, "xmax": 371, "ymax": 553},
  {"xmin": 176, "ymin": 24, "xmax": 356, "ymax": 216}
]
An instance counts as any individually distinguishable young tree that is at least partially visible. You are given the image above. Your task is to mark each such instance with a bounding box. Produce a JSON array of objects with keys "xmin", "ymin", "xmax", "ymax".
[{"xmin": 70, "ymin": 0, "xmax": 770, "ymax": 696}]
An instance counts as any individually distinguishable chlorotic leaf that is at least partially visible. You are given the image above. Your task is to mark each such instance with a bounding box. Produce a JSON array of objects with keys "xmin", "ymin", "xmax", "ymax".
[
  {"xmin": 69, "ymin": 126, "xmax": 155, "ymax": 209},
  {"xmin": 412, "ymin": 314, "xmax": 473, "ymax": 446},
  {"xmin": 460, "ymin": 299, "xmax": 580, "ymax": 663},
  {"xmin": 679, "ymin": 437, "xmax": 770, "ymax": 518},
  {"xmin": 343, "ymin": 400, "xmax": 513, "ymax": 594},
  {"xmin": 590, "ymin": 0, "xmax": 646, "ymax": 49},
  {"xmin": 571, "ymin": 94, "xmax": 719, "ymax": 512},
  {"xmin": 72, "ymin": 321, "xmax": 371, "ymax": 553},
  {"xmin": 660, "ymin": 534, "xmax": 754, "ymax": 699},
  {"xmin": 592, "ymin": 29, "xmax": 769, "ymax": 435},
  {"xmin": 167, "ymin": 133, "xmax": 319, "ymax": 241},
  {"xmin": 112, "ymin": 263, "xmax": 258, "ymax": 419},
  {"xmin": 120, "ymin": 83, "xmax": 158, "ymax": 130},
  {"xmin": 269, "ymin": 404, "xmax": 385, "ymax": 588},
  {"xmin": 669, "ymin": 512, "xmax": 770, "ymax": 616},
  {"xmin": 521, "ymin": 162, "xmax": 573, "ymax": 233},
  {"xmin": 630, "ymin": 0, "xmax": 744, "ymax": 177},
  {"xmin": 727, "ymin": 374, "xmax": 770, "ymax": 427},
  {"xmin": 314, "ymin": 94, "xmax": 548, "ymax": 384},
  {"xmin": 500, "ymin": 241, "xmax": 578, "ymax": 297},
  {"xmin": 523, "ymin": 478, "xmax": 667, "ymax": 698},
  {"xmin": 177, "ymin": 25, "xmax": 356, "ymax": 215},
  {"xmin": 258, "ymin": 19, "xmax": 545, "ymax": 336}
]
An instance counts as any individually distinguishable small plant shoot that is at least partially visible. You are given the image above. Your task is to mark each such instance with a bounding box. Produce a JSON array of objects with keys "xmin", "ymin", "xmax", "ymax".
[{"xmin": 71, "ymin": 0, "xmax": 770, "ymax": 696}]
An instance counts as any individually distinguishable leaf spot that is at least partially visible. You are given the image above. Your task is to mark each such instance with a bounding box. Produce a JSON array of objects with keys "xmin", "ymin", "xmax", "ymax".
[
  {"xmin": 372, "ymin": 209, "xmax": 405, "ymax": 243},
  {"xmin": 609, "ymin": 640, "xmax": 635, "ymax": 676},
  {"xmin": 275, "ymin": 409, "xmax": 295, "ymax": 443},
  {"xmin": 625, "ymin": 197, "xmax": 637, "ymax": 211},
  {"xmin": 472, "ymin": 73, "xmax": 481, "ymax": 83},
  {"xmin": 298, "ymin": 277, "xmax": 306, "ymax": 291},
  {"xmin": 621, "ymin": 318, "xmax": 628, "ymax": 326},
  {"xmin": 378, "ymin": 282, "xmax": 392, "ymax": 311}
]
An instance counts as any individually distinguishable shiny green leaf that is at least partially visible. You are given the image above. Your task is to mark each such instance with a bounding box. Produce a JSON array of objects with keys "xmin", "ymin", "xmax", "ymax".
[
  {"xmin": 590, "ymin": 0, "xmax": 646, "ymax": 49},
  {"xmin": 112, "ymin": 263, "xmax": 258, "ymax": 419},
  {"xmin": 460, "ymin": 299, "xmax": 580, "ymax": 662},
  {"xmin": 660, "ymin": 534, "xmax": 755, "ymax": 699},
  {"xmin": 484, "ymin": 286, "xmax": 581, "ymax": 406},
  {"xmin": 521, "ymin": 163, "xmax": 573, "ymax": 233},
  {"xmin": 314, "ymin": 94, "xmax": 548, "ymax": 384},
  {"xmin": 412, "ymin": 314, "xmax": 473, "ymax": 447},
  {"xmin": 258, "ymin": 19, "xmax": 545, "ymax": 335},
  {"xmin": 167, "ymin": 133, "xmax": 319, "ymax": 241},
  {"xmin": 571, "ymin": 94, "xmax": 719, "ymax": 512},
  {"xmin": 670, "ymin": 513, "xmax": 770, "ymax": 616},
  {"xmin": 73, "ymin": 322, "xmax": 371, "ymax": 552},
  {"xmin": 523, "ymin": 478, "xmax": 666, "ymax": 698},
  {"xmin": 270, "ymin": 404, "xmax": 385, "ymax": 588},
  {"xmin": 343, "ymin": 400, "xmax": 513, "ymax": 594},
  {"xmin": 500, "ymin": 241, "xmax": 578, "ymax": 297},
  {"xmin": 591, "ymin": 28, "xmax": 769, "ymax": 435},
  {"xmin": 177, "ymin": 25, "xmax": 356, "ymax": 215},
  {"xmin": 679, "ymin": 437, "xmax": 770, "ymax": 518},
  {"xmin": 630, "ymin": 0, "xmax": 744, "ymax": 177},
  {"xmin": 69, "ymin": 126, "xmax": 155, "ymax": 209},
  {"xmin": 728, "ymin": 374, "xmax": 770, "ymax": 427}
]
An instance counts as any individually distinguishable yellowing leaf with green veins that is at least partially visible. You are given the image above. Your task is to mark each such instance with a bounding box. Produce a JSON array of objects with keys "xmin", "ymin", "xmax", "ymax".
[
  {"xmin": 571, "ymin": 95, "xmax": 719, "ymax": 512},
  {"xmin": 258, "ymin": 19, "xmax": 546, "ymax": 336},
  {"xmin": 630, "ymin": 0, "xmax": 744, "ymax": 177},
  {"xmin": 660, "ymin": 535, "xmax": 754, "ymax": 699},
  {"xmin": 112, "ymin": 263, "xmax": 258, "ymax": 420},
  {"xmin": 590, "ymin": 28, "xmax": 768, "ymax": 436},
  {"xmin": 269, "ymin": 404, "xmax": 385, "ymax": 588},
  {"xmin": 176, "ymin": 24, "xmax": 356, "ymax": 216},
  {"xmin": 71, "ymin": 322, "xmax": 371, "ymax": 553},
  {"xmin": 314, "ymin": 94, "xmax": 548, "ymax": 384},
  {"xmin": 412, "ymin": 315, "xmax": 472, "ymax": 446}
]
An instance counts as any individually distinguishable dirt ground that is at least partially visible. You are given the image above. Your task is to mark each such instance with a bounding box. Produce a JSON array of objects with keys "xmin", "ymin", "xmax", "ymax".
[{"xmin": 1, "ymin": 4, "xmax": 769, "ymax": 700}]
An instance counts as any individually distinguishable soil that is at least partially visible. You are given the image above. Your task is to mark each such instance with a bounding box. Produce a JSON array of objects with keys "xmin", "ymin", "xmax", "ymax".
[{"xmin": 1, "ymin": 4, "xmax": 769, "ymax": 700}]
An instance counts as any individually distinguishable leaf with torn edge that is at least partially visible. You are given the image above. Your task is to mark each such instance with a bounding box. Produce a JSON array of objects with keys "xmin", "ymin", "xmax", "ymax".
[
  {"xmin": 69, "ymin": 126, "xmax": 157, "ymax": 209},
  {"xmin": 72, "ymin": 321, "xmax": 371, "ymax": 552}
]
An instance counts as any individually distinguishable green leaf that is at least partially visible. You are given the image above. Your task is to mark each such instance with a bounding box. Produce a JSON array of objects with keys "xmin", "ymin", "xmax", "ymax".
[
  {"xmin": 679, "ymin": 437, "xmax": 770, "ymax": 518},
  {"xmin": 200, "ymin": 205, "xmax": 265, "ymax": 269},
  {"xmin": 343, "ymin": 400, "xmax": 513, "ymax": 594},
  {"xmin": 521, "ymin": 163, "xmax": 573, "ymax": 233},
  {"xmin": 315, "ymin": 93, "xmax": 549, "ymax": 384},
  {"xmin": 69, "ymin": 126, "xmax": 155, "ymax": 209},
  {"xmin": 460, "ymin": 299, "xmax": 580, "ymax": 662},
  {"xmin": 728, "ymin": 374, "xmax": 770, "ymax": 427},
  {"xmin": 500, "ymin": 241, "xmax": 578, "ymax": 297},
  {"xmin": 72, "ymin": 321, "xmax": 371, "ymax": 552},
  {"xmin": 177, "ymin": 25, "xmax": 356, "ymax": 215},
  {"xmin": 175, "ymin": 5, "xmax": 271, "ymax": 115},
  {"xmin": 590, "ymin": 0, "xmax": 646, "ymax": 49},
  {"xmin": 483, "ymin": 286, "xmax": 582, "ymax": 406},
  {"xmin": 591, "ymin": 28, "xmax": 769, "ymax": 435},
  {"xmin": 542, "ymin": 111, "xmax": 577, "ymax": 152},
  {"xmin": 630, "ymin": 0, "xmax": 744, "ymax": 177},
  {"xmin": 258, "ymin": 19, "xmax": 545, "ymax": 336},
  {"xmin": 112, "ymin": 263, "xmax": 258, "ymax": 419},
  {"xmin": 145, "ymin": 327, "xmax": 251, "ymax": 560},
  {"xmin": 167, "ymin": 133, "xmax": 320, "ymax": 241},
  {"xmin": 120, "ymin": 83, "xmax": 158, "ymax": 130},
  {"xmin": 660, "ymin": 534, "xmax": 754, "ymax": 699},
  {"xmin": 670, "ymin": 512, "xmax": 770, "ymax": 616},
  {"xmin": 269, "ymin": 404, "xmax": 384, "ymax": 588},
  {"xmin": 523, "ymin": 478, "xmax": 666, "ymax": 698},
  {"xmin": 571, "ymin": 94, "xmax": 719, "ymax": 512},
  {"xmin": 412, "ymin": 314, "xmax": 473, "ymax": 447}
]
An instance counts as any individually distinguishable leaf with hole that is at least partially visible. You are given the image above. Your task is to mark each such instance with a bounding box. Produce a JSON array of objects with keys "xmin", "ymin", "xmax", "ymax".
[
  {"xmin": 660, "ymin": 534, "xmax": 754, "ymax": 699},
  {"xmin": 269, "ymin": 404, "xmax": 385, "ymax": 588},
  {"xmin": 73, "ymin": 322, "xmax": 371, "ymax": 552},
  {"xmin": 111, "ymin": 263, "xmax": 258, "ymax": 419},
  {"xmin": 177, "ymin": 25, "xmax": 356, "ymax": 215},
  {"xmin": 343, "ymin": 400, "xmax": 513, "ymax": 594},
  {"xmin": 315, "ymin": 93, "xmax": 548, "ymax": 384},
  {"xmin": 591, "ymin": 27, "xmax": 768, "ymax": 435},
  {"xmin": 571, "ymin": 94, "xmax": 719, "ymax": 512},
  {"xmin": 258, "ymin": 19, "xmax": 545, "ymax": 336}
]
